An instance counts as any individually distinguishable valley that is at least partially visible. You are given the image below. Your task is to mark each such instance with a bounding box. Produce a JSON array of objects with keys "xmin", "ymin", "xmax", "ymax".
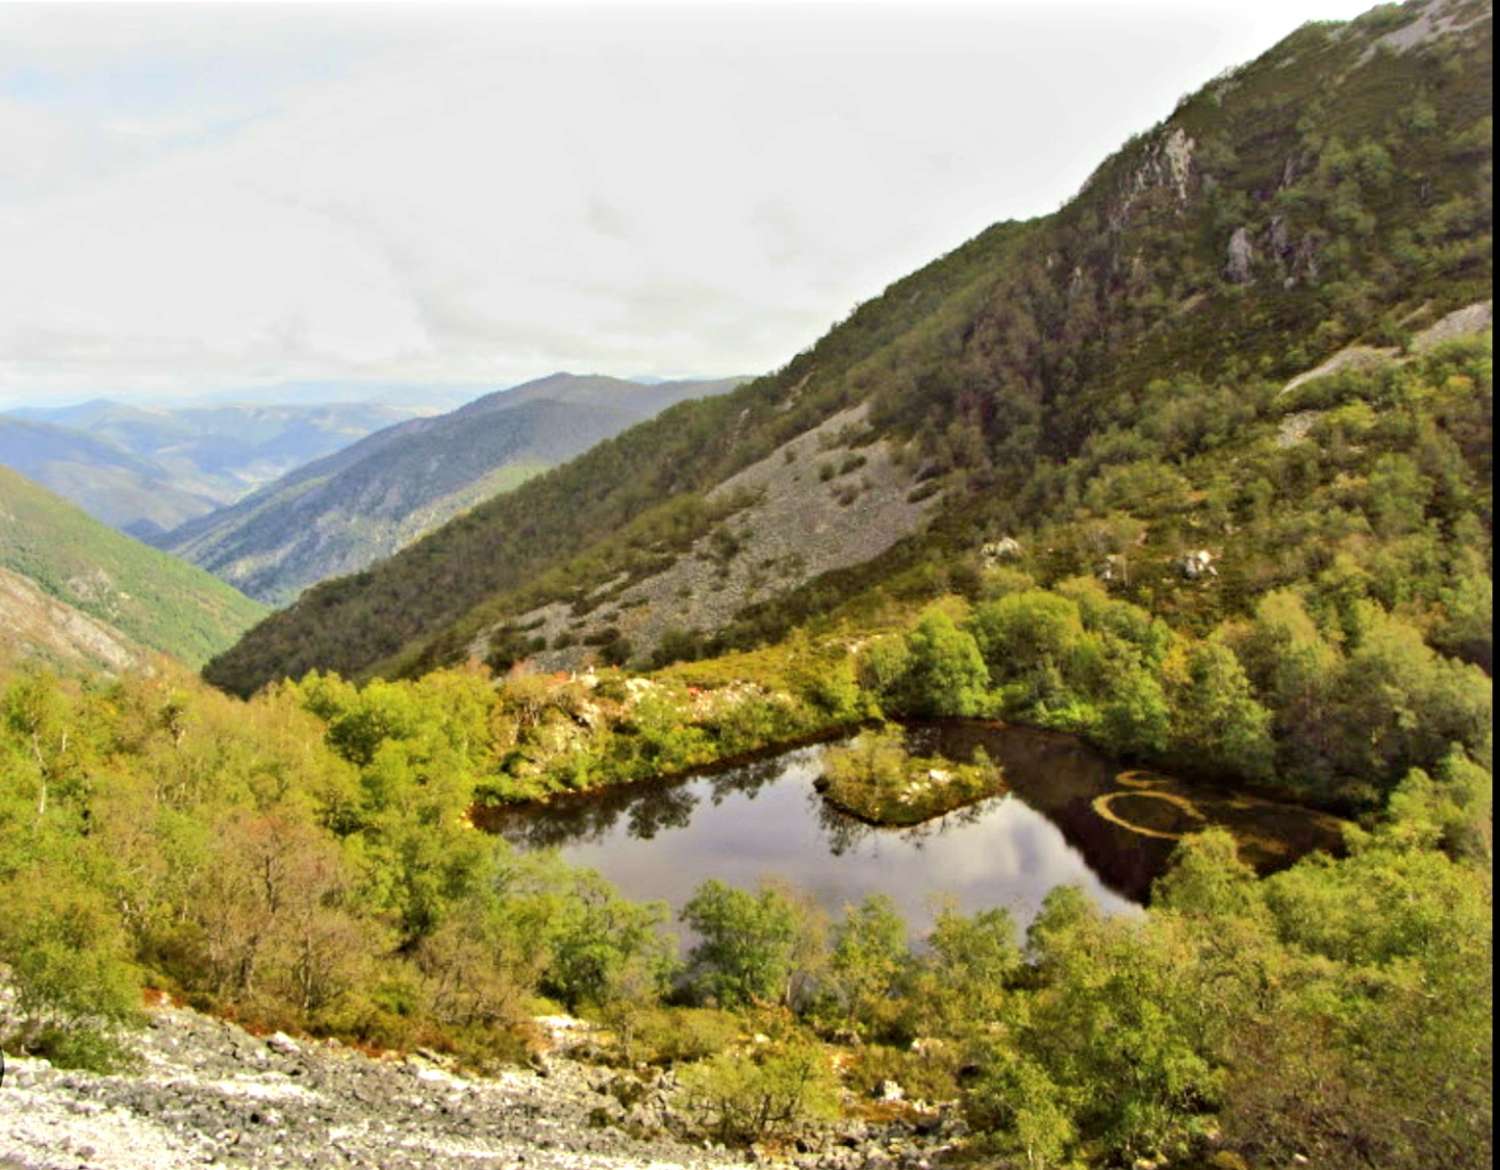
[{"xmin": 0, "ymin": 2, "xmax": 1492, "ymax": 1169}]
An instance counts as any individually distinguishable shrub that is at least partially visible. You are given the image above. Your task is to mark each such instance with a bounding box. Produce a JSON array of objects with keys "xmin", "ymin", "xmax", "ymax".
[
  {"xmin": 676, "ymin": 1038, "xmax": 840, "ymax": 1143},
  {"xmin": 901, "ymin": 609, "xmax": 990, "ymax": 717}
]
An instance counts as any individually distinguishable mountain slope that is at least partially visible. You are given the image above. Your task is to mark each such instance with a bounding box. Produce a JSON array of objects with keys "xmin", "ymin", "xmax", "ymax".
[
  {"xmin": 164, "ymin": 374, "xmax": 745, "ymax": 605},
  {"xmin": 204, "ymin": 0, "xmax": 1493, "ymax": 697},
  {"xmin": 0, "ymin": 416, "xmax": 218, "ymax": 537},
  {"xmin": 0, "ymin": 564, "xmax": 148, "ymax": 674},
  {"xmin": 0, "ymin": 466, "xmax": 267, "ymax": 667},
  {"xmin": 4, "ymin": 399, "xmax": 425, "ymax": 538}
]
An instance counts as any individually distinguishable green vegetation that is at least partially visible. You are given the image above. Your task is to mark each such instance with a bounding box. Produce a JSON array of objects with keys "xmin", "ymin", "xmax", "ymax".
[
  {"xmin": 1, "ymin": 6, "xmax": 1491, "ymax": 1166},
  {"xmin": 817, "ymin": 726, "xmax": 1001, "ymax": 825},
  {"xmin": 0, "ymin": 466, "xmax": 267, "ymax": 667},
  {"xmin": 205, "ymin": 1, "xmax": 1491, "ymax": 696},
  {"xmin": 0, "ymin": 646, "xmax": 1490, "ymax": 1165}
]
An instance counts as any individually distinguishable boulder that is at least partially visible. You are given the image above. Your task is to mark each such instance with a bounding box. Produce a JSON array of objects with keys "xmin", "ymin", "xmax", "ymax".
[
  {"xmin": 979, "ymin": 537, "xmax": 1022, "ymax": 565},
  {"xmin": 1181, "ymin": 549, "xmax": 1218, "ymax": 579}
]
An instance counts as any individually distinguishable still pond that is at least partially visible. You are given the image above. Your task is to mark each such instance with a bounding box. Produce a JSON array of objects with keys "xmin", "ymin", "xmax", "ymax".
[{"xmin": 481, "ymin": 721, "xmax": 1345, "ymax": 933}]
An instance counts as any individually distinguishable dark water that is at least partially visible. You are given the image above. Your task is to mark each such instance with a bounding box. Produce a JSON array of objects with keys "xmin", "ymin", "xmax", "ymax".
[{"xmin": 481, "ymin": 721, "xmax": 1345, "ymax": 934}]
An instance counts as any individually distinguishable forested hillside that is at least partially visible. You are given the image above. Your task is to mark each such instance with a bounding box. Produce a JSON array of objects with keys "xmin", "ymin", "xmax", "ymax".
[
  {"xmin": 166, "ymin": 374, "xmax": 745, "ymax": 605},
  {"xmin": 0, "ymin": 467, "xmax": 266, "ymax": 667},
  {"xmin": 205, "ymin": 0, "xmax": 1492, "ymax": 696}
]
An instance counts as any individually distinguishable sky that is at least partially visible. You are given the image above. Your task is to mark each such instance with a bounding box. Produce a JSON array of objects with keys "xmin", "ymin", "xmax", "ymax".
[{"xmin": 0, "ymin": 0, "xmax": 1379, "ymax": 408}]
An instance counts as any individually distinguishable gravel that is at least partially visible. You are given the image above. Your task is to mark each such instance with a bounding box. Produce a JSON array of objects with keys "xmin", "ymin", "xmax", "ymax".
[{"xmin": 0, "ymin": 1003, "xmax": 964, "ymax": 1170}]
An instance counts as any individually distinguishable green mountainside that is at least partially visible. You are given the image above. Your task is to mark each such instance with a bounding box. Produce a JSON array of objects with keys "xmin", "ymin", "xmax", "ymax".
[
  {"xmin": 0, "ymin": 466, "xmax": 267, "ymax": 667},
  {"xmin": 206, "ymin": 0, "xmax": 1492, "ymax": 697},
  {"xmin": 0, "ymin": 563, "xmax": 149, "ymax": 674},
  {"xmin": 164, "ymin": 373, "xmax": 746, "ymax": 605},
  {"xmin": 2, "ymin": 399, "xmax": 424, "ymax": 539}
]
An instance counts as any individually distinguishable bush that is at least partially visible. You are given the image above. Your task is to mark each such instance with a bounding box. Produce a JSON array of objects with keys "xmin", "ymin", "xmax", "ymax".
[
  {"xmin": 901, "ymin": 609, "xmax": 990, "ymax": 717},
  {"xmin": 676, "ymin": 1038, "xmax": 840, "ymax": 1143},
  {"xmin": 0, "ymin": 868, "xmax": 142, "ymax": 1071},
  {"xmin": 607, "ymin": 1005, "xmax": 742, "ymax": 1066}
]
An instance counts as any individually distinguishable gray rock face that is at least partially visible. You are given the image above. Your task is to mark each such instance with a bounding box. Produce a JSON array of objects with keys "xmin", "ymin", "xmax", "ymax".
[
  {"xmin": 0, "ymin": 1003, "xmax": 962, "ymax": 1170},
  {"xmin": 1224, "ymin": 227, "xmax": 1256, "ymax": 284}
]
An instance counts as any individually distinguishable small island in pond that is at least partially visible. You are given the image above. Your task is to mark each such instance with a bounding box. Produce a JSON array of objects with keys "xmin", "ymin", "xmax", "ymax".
[{"xmin": 815, "ymin": 726, "xmax": 1003, "ymax": 826}]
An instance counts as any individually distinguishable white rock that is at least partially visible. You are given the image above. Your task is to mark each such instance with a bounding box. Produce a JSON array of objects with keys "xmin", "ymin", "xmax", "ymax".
[{"xmin": 265, "ymin": 1032, "xmax": 300, "ymax": 1056}]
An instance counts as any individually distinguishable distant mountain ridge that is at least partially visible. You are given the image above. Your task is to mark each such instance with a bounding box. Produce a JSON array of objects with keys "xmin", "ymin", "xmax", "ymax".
[
  {"xmin": 200, "ymin": 0, "xmax": 1493, "ymax": 697},
  {"xmin": 0, "ymin": 415, "xmax": 218, "ymax": 538},
  {"xmin": 0, "ymin": 466, "xmax": 267, "ymax": 668},
  {"xmin": 3, "ymin": 399, "xmax": 426, "ymax": 538},
  {"xmin": 162, "ymin": 374, "xmax": 748, "ymax": 606}
]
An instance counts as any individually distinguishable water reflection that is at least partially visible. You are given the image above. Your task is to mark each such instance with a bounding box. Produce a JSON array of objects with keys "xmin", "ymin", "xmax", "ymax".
[{"xmin": 477, "ymin": 722, "xmax": 1344, "ymax": 934}]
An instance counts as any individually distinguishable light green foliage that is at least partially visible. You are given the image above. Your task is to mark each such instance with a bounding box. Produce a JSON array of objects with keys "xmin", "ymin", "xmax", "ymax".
[
  {"xmin": 535, "ymin": 868, "xmax": 676, "ymax": 1011},
  {"xmin": 964, "ymin": 1047, "xmax": 1075, "ymax": 1170},
  {"xmin": 681, "ymin": 880, "xmax": 827, "ymax": 1010},
  {"xmin": 0, "ymin": 660, "xmax": 694, "ymax": 1069},
  {"xmin": 0, "ymin": 862, "xmax": 141, "ymax": 1070},
  {"xmin": 0, "ymin": 467, "xmax": 267, "ymax": 668},
  {"xmin": 968, "ymin": 590, "xmax": 1085, "ymax": 685},
  {"xmin": 1165, "ymin": 641, "xmax": 1275, "ymax": 781},
  {"xmin": 855, "ymin": 635, "xmax": 912, "ymax": 707},
  {"xmin": 906, "ymin": 902, "xmax": 1020, "ymax": 1036},
  {"xmin": 1223, "ymin": 820, "xmax": 1493, "ymax": 1168},
  {"xmin": 676, "ymin": 1038, "xmax": 840, "ymax": 1144},
  {"xmin": 827, "ymin": 894, "xmax": 909, "ymax": 1037},
  {"xmin": 605, "ymin": 1005, "xmax": 741, "ymax": 1067}
]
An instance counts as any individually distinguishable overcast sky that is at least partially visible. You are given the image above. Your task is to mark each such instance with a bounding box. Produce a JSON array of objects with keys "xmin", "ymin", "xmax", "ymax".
[{"xmin": 0, "ymin": 0, "xmax": 1377, "ymax": 408}]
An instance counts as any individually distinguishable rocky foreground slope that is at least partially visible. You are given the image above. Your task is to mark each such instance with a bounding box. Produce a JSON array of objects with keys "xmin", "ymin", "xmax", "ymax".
[{"xmin": 0, "ymin": 1002, "xmax": 960, "ymax": 1170}]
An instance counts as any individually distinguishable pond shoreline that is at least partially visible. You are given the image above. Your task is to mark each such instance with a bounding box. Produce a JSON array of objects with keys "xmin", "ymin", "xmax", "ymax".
[
  {"xmin": 472, "ymin": 713, "xmax": 1354, "ymax": 831},
  {"xmin": 470, "ymin": 720, "xmax": 870, "ymax": 829}
]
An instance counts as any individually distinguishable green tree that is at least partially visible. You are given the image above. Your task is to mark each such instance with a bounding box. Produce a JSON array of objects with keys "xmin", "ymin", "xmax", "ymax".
[
  {"xmin": 682, "ymin": 880, "xmax": 826, "ymax": 1009},
  {"xmin": 828, "ymin": 894, "xmax": 909, "ymax": 1037},
  {"xmin": 901, "ymin": 609, "xmax": 990, "ymax": 717}
]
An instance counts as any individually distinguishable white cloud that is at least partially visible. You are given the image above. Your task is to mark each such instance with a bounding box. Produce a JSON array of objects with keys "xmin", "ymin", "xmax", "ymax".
[{"xmin": 0, "ymin": 1, "xmax": 1376, "ymax": 405}]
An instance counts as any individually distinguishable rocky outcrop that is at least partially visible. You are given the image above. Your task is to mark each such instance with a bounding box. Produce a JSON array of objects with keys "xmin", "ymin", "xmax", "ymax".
[
  {"xmin": 479, "ymin": 405, "xmax": 943, "ymax": 672},
  {"xmin": 1277, "ymin": 300, "xmax": 1493, "ymax": 401},
  {"xmin": 1102, "ymin": 126, "xmax": 1198, "ymax": 232},
  {"xmin": 1411, "ymin": 300, "xmax": 1493, "ymax": 352},
  {"xmin": 1179, "ymin": 550, "xmax": 1217, "ymax": 580},
  {"xmin": 979, "ymin": 537, "xmax": 1021, "ymax": 565},
  {"xmin": 0, "ymin": 566, "xmax": 143, "ymax": 674},
  {"xmin": 1224, "ymin": 227, "xmax": 1256, "ymax": 285}
]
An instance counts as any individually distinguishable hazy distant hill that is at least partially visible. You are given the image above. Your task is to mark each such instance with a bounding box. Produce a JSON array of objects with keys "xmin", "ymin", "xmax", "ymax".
[
  {"xmin": 0, "ymin": 416, "xmax": 217, "ymax": 538},
  {"xmin": 162, "ymin": 374, "xmax": 746, "ymax": 606},
  {"xmin": 201, "ymin": 0, "xmax": 1493, "ymax": 696},
  {"xmin": 4, "ymin": 399, "xmax": 424, "ymax": 537},
  {"xmin": 0, "ymin": 466, "xmax": 267, "ymax": 667}
]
